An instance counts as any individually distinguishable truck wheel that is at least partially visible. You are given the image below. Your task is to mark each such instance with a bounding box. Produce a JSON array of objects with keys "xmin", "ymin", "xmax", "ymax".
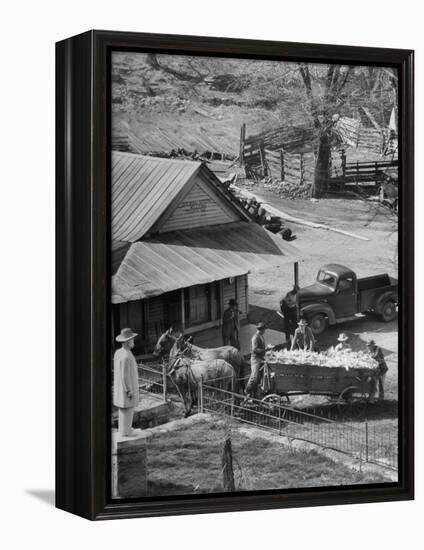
[
  {"xmin": 309, "ymin": 313, "xmax": 327, "ymax": 335},
  {"xmin": 381, "ymin": 300, "xmax": 397, "ymax": 322}
]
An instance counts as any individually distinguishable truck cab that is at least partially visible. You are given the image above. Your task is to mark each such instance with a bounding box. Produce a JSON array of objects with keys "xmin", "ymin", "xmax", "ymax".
[{"xmin": 298, "ymin": 263, "xmax": 398, "ymax": 335}]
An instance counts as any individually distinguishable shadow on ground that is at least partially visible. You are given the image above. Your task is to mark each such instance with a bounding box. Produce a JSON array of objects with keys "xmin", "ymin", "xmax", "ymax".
[
  {"xmin": 26, "ymin": 489, "xmax": 55, "ymax": 507},
  {"xmin": 248, "ymin": 305, "xmax": 284, "ymax": 332},
  {"xmin": 293, "ymin": 398, "xmax": 398, "ymax": 423}
]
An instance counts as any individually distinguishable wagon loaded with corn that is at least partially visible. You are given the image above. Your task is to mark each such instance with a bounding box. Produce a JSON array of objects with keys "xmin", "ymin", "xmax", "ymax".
[{"xmin": 260, "ymin": 349, "xmax": 378, "ymax": 407}]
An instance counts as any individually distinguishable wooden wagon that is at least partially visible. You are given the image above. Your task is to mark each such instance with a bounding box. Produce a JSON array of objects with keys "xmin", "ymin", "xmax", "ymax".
[{"xmin": 260, "ymin": 359, "xmax": 376, "ymax": 406}]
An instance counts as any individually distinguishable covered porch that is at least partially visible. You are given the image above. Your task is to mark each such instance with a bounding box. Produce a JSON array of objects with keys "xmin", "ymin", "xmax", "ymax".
[{"xmin": 112, "ymin": 220, "xmax": 298, "ymax": 354}]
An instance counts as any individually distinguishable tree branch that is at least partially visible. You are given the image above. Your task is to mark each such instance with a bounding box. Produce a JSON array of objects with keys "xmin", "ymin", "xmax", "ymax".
[
  {"xmin": 298, "ymin": 63, "xmax": 319, "ymax": 125},
  {"xmin": 336, "ymin": 65, "xmax": 354, "ymax": 94}
]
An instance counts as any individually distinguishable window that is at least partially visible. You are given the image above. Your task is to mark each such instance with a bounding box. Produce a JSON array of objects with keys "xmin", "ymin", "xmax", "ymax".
[
  {"xmin": 317, "ymin": 270, "xmax": 337, "ymax": 289},
  {"xmin": 338, "ymin": 277, "xmax": 353, "ymax": 291},
  {"xmin": 184, "ymin": 282, "xmax": 221, "ymax": 327}
]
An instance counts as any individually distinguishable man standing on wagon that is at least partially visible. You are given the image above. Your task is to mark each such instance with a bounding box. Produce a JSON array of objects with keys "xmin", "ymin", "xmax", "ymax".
[
  {"xmin": 246, "ymin": 322, "xmax": 267, "ymax": 398},
  {"xmin": 113, "ymin": 328, "xmax": 140, "ymax": 437},
  {"xmin": 291, "ymin": 318, "xmax": 315, "ymax": 351}
]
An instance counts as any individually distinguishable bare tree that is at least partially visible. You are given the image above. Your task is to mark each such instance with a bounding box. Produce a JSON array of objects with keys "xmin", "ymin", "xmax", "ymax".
[{"xmin": 298, "ymin": 63, "xmax": 354, "ymax": 198}]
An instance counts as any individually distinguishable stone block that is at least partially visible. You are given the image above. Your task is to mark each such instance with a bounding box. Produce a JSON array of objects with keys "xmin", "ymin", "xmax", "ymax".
[
  {"xmin": 111, "ymin": 430, "xmax": 151, "ymax": 498},
  {"xmin": 112, "ymin": 396, "xmax": 172, "ymax": 430}
]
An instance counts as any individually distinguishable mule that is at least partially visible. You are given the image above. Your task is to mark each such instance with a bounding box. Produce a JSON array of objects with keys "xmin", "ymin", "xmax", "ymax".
[
  {"xmin": 169, "ymin": 336, "xmax": 248, "ymax": 392},
  {"xmin": 152, "ymin": 327, "xmax": 180, "ymax": 359},
  {"xmin": 169, "ymin": 357, "xmax": 234, "ymax": 417}
]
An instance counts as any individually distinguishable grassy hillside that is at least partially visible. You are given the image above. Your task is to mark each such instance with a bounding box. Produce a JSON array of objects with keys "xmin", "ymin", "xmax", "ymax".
[
  {"xmin": 111, "ymin": 52, "xmax": 397, "ymax": 158},
  {"xmin": 146, "ymin": 417, "xmax": 390, "ymax": 496}
]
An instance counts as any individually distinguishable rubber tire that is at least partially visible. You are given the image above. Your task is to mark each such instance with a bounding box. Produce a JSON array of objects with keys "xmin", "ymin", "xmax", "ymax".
[
  {"xmin": 308, "ymin": 313, "xmax": 328, "ymax": 336},
  {"xmin": 380, "ymin": 300, "xmax": 397, "ymax": 322}
]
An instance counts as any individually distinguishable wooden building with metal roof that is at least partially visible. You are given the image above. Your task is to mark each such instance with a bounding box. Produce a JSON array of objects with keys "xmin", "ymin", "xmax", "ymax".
[{"xmin": 111, "ymin": 151, "xmax": 296, "ymax": 354}]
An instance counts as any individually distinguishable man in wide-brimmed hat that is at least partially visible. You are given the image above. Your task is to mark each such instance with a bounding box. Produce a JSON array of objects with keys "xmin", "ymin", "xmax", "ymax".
[
  {"xmin": 335, "ymin": 333, "xmax": 350, "ymax": 352},
  {"xmin": 291, "ymin": 318, "xmax": 315, "ymax": 351},
  {"xmin": 366, "ymin": 339, "xmax": 388, "ymax": 401},
  {"xmin": 246, "ymin": 322, "xmax": 267, "ymax": 397},
  {"xmin": 113, "ymin": 328, "xmax": 140, "ymax": 436},
  {"xmin": 277, "ymin": 286, "xmax": 299, "ymax": 345},
  {"xmin": 222, "ymin": 298, "xmax": 242, "ymax": 350}
]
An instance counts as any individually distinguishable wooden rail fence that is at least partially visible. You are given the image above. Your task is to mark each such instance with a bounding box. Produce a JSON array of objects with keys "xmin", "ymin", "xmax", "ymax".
[
  {"xmin": 330, "ymin": 155, "xmax": 398, "ymax": 187},
  {"xmin": 240, "ymin": 122, "xmax": 315, "ymax": 179}
]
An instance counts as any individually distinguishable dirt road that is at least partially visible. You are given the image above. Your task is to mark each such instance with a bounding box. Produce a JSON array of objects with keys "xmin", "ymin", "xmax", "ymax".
[{"xmin": 248, "ymin": 189, "xmax": 398, "ymax": 398}]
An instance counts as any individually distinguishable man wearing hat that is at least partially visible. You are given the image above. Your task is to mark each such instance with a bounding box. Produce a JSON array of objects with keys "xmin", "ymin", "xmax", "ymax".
[
  {"xmin": 291, "ymin": 318, "xmax": 315, "ymax": 351},
  {"xmin": 366, "ymin": 339, "xmax": 388, "ymax": 401},
  {"xmin": 222, "ymin": 298, "xmax": 242, "ymax": 350},
  {"xmin": 246, "ymin": 322, "xmax": 267, "ymax": 397},
  {"xmin": 335, "ymin": 333, "xmax": 350, "ymax": 352},
  {"xmin": 277, "ymin": 287, "xmax": 299, "ymax": 345},
  {"xmin": 113, "ymin": 328, "xmax": 140, "ymax": 437}
]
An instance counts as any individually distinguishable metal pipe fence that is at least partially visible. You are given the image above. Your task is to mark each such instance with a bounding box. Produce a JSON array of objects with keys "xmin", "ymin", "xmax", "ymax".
[
  {"xmin": 200, "ymin": 378, "xmax": 398, "ymax": 472},
  {"xmin": 133, "ymin": 365, "xmax": 397, "ymax": 472},
  {"xmin": 138, "ymin": 363, "xmax": 168, "ymax": 401}
]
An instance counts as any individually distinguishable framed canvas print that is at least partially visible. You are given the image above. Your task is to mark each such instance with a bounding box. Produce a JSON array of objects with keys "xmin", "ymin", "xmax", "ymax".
[{"xmin": 56, "ymin": 30, "xmax": 414, "ymax": 520}]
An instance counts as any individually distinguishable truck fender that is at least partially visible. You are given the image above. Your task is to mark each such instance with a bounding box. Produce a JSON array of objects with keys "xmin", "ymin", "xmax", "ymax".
[
  {"xmin": 301, "ymin": 303, "xmax": 337, "ymax": 325},
  {"xmin": 374, "ymin": 291, "xmax": 398, "ymax": 314}
]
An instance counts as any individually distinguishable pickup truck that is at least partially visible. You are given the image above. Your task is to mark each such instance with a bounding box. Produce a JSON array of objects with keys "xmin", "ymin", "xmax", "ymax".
[{"xmin": 298, "ymin": 263, "xmax": 398, "ymax": 335}]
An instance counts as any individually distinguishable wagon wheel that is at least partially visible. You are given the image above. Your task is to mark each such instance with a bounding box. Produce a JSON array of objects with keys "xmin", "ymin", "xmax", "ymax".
[
  {"xmin": 261, "ymin": 394, "xmax": 290, "ymax": 419},
  {"xmin": 338, "ymin": 386, "xmax": 368, "ymax": 418},
  {"xmin": 261, "ymin": 393, "xmax": 290, "ymax": 405}
]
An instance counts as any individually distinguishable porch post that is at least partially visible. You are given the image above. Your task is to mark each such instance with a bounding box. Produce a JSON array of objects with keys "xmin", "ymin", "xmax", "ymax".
[{"xmin": 180, "ymin": 288, "xmax": 185, "ymax": 332}]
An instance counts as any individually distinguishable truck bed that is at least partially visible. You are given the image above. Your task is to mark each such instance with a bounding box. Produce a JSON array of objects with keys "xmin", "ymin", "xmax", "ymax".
[
  {"xmin": 358, "ymin": 273, "xmax": 391, "ymax": 291},
  {"xmin": 358, "ymin": 274, "xmax": 398, "ymax": 311}
]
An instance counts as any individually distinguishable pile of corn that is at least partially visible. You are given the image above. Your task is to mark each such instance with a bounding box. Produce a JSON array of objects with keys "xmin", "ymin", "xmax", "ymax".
[{"xmin": 266, "ymin": 348, "xmax": 378, "ymax": 370}]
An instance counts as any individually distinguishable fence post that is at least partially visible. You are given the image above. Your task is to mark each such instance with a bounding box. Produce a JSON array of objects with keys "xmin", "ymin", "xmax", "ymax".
[
  {"xmin": 222, "ymin": 436, "xmax": 235, "ymax": 492},
  {"xmin": 199, "ymin": 375, "xmax": 204, "ymax": 414},
  {"xmin": 278, "ymin": 400, "xmax": 282, "ymax": 435},
  {"xmin": 259, "ymin": 140, "xmax": 267, "ymax": 177},
  {"xmin": 341, "ymin": 148, "xmax": 346, "ymax": 185},
  {"xmin": 162, "ymin": 362, "xmax": 167, "ymax": 402},
  {"xmin": 280, "ymin": 150, "xmax": 285, "ymax": 181},
  {"xmin": 300, "ymin": 152, "xmax": 304, "ymax": 185},
  {"xmin": 239, "ymin": 123, "xmax": 246, "ymax": 167},
  {"xmin": 365, "ymin": 421, "xmax": 369, "ymax": 462},
  {"xmin": 231, "ymin": 375, "xmax": 235, "ymax": 417}
]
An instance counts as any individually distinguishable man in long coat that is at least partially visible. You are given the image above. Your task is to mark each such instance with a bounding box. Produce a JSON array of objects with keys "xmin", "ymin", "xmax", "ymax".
[
  {"xmin": 246, "ymin": 322, "xmax": 267, "ymax": 397},
  {"xmin": 113, "ymin": 328, "xmax": 140, "ymax": 436},
  {"xmin": 222, "ymin": 298, "xmax": 241, "ymax": 350}
]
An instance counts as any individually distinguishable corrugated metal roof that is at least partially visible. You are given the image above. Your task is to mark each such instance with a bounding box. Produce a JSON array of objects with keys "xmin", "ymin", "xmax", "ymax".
[
  {"xmin": 112, "ymin": 221, "xmax": 298, "ymax": 303},
  {"xmin": 112, "ymin": 124, "xmax": 239, "ymax": 157},
  {"xmin": 112, "ymin": 151, "xmax": 250, "ymax": 243},
  {"xmin": 112, "ymin": 152, "xmax": 201, "ymax": 242}
]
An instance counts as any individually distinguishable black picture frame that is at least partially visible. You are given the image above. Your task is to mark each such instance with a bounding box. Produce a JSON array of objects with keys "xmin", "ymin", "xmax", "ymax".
[{"xmin": 56, "ymin": 30, "xmax": 414, "ymax": 521}]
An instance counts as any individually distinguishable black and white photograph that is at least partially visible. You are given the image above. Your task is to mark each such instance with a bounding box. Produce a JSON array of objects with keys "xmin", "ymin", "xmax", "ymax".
[
  {"xmin": 110, "ymin": 52, "xmax": 400, "ymax": 498},
  {"xmin": 2, "ymin": 0, "xmax": 420, "ymax": 540}
]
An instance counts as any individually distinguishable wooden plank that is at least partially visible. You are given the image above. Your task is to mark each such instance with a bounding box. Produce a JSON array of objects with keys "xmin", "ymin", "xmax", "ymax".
[
  {"xmin": 239, "ymin": 123, "xmax": 246, "ymax": 167},
  {"xmin": 361, "ymin": 106, "xmax": 382, "ymax": 132}
]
